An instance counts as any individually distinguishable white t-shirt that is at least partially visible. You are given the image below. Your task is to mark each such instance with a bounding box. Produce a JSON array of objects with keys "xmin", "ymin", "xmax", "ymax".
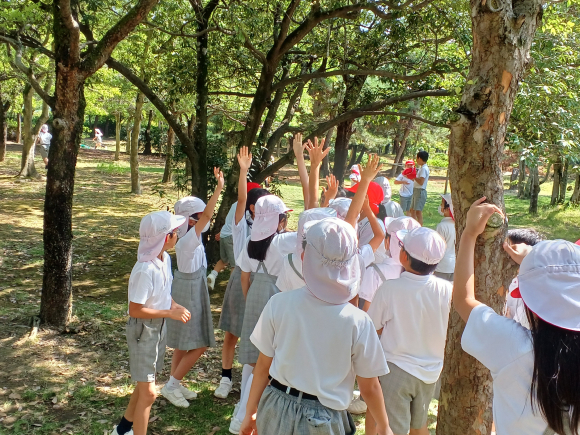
[
  {"xmin": 368, "ymin": 272, "xmax": 452, "ymax": 383},
  {"xmin": 175, "ymin": 228, "xmax": 207, "ymax": 273},
  {"xmin": 127, "ymin": 252, "xmax": 173, "ymax": 311},
  {"xmin": 359, "ymin": 259, "xmax": 403, "ymax": 303},
  {"xmin": 462, "ymin": 304, "xmax": 548, "ymax": 435},
  {"xmin": 435, "ymin": 217, "xmax": 455, "ymax": 274},
  {"xmin": 232, "ymin": 218, "xmax": 250, "ymax": 267},
  {"xmin": 250, "ymin": 287, "xmax": 389, "ymax": 410},
  {"xmin": 357, "ymin": 217, "xmax": 385, "ymax": 247},
  {"xmin": 38, "ymin": 132, "xmax": 52, "ymax": 147},
  {"xmin": 275, "ymin": 253, "xmax": 304, "ymax": 292},
  {"xmin": 220, "ymin": 202, "xmax": 237, "ymax": 238},
  {"xmin": 239, "ymin": 232, "xmax": 296, "ymax": 276},
  {"xmin": 413, "ymin": 164, "xmax": 430, "ymax": 189},
  {"xmin": 395, "ymin": 173, "xmax": 414, "ymax": 197}
]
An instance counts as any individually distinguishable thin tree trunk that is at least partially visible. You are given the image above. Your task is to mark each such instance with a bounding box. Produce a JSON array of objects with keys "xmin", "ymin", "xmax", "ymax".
[
  {"xmin": 559, "ymin": 158, "xmax": 568, "ymax": 202},
  {"xmin": 125, "ymin": 118, "xmax": 132, "ymax": 153},
  {"xmin": 162, "ymin": 126, "xmax": 174, "ymax": 183},
  {"xmin": 143, "ymin": 109, "xmax": 153, "ymax": 155},
  {"xmin": 524, "ymin": 171, "xmax": 532, "ymax": 199},
  {"xmin": 551, "ymin": 155, "xmax": 562, "ymax": 206},
  {"xmin": 92, "ymin": 114, "xmax": 99, "ymax": 132},
  {"xmin": 570, "ymin": 173, "xmax": 580, "ymax": 204},
  {"xmin": 16, "ymin": 112, "xmax": 21, "ymax": 144},
  {"xmin": 0, "ymin": 98, "xmax": 9, "ymax": 162},
  {"xmin": 130, "ymin": 92, "xmax": 143, "ymax": 194},
  {"xmin": 321, "ymin": 127, "xmax": 334, "ymax": 178},
  {"xmin": 104, "ymin": 118, "xmax": 110, "ymax": 138},
  {"xmin": 540, "ymin": 162, "xmax": 551, "ymax": 184},
  {"xmin": 517, "ymin": 158, "xmax": 526, "ymax": 198},
  {"xmin": 437, "ymin": 0, "xmax": 542, "ymax": 433},
  {"xmin": 389, "ymin": 115, "xmax": 415, "ymax": 177},
  {"xmin": 114, "ymin": 113, "xmax": 121, "ymax": 161},
  {"xmin": 529, "ymin": 165, "xmax": 540, "ymax": 214}
]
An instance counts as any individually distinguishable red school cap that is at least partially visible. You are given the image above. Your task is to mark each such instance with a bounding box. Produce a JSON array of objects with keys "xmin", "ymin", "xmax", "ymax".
[
  {"xmin": 405, "ymin": 160, "xmax": 415, "ymax": 166},
  {"xmin": 346, "ymin": 181, "xmax": 384, "ymax": 215},
  {"xmin": 247, "ymin": 182, "xmax": 261, "ymax": 191}
]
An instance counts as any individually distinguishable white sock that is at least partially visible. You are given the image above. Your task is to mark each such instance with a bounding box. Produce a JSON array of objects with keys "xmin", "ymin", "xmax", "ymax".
[
  {"xmin": 166, "ymin": 376, "xmax": 181, "ymax": 390},
  {"xmin": 236, "ymin": 373, "xmax": 253, "ymax": 422},
  {"xmin": 209, "ymin": 270, "xmax": 218, "ymax": 278},
  {"xmin": 239, "ymin": 364, "xmax": 253, "ymax": 400}
]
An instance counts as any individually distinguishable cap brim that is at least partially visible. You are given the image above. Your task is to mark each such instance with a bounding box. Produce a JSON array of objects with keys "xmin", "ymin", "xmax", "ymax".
[
  {"xmin": 170, "ymin": 215, "xmax": 187, "ymax": 230},
  {"xmin": 395, "ymin": 229, "xmax": 409, "ymax": 244}
]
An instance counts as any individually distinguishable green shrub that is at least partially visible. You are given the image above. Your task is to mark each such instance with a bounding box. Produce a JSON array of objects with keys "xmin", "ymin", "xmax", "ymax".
[{"xmin": 427, "ymin": 153, "xmax": 448, "ymax": 169}]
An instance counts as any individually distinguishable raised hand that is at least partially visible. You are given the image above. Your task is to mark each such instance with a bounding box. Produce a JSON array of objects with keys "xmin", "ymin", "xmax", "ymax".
[
  {"xmin": 360, "ymin": 154, "xmax": 383, "ymax": 182},
  {"xmin": 237, "ymin": 146, "xmax": 252, "ymax": 172},
  {"xmin": 464, "ymin": 197, "xmax": 504, "ymax": 237},
  {"xmin": 292, "ymin": 133, "xmax": 308, "ymax": 158},
  {"xmin": 323, "ymin": 175, "xmax": 339, "ymax": 201},
  {"xmin": 307, "ymin": 137, "xmax": 329, "ymax": 168},
  {"xmin": 214, "ymin": 167, "xmax": 225, "ymax": 190}
]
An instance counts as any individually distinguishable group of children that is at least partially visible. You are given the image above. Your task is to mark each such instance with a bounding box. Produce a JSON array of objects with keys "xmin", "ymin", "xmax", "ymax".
[{"xmin": 111, "ymin": 136, "xmax": 580, "ymax": 435}]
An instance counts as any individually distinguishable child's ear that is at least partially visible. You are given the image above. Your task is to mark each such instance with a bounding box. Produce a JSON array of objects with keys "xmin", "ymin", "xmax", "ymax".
[{"xmin": 249, "ymin": 204, "xmax": 255, "ymax": 213}]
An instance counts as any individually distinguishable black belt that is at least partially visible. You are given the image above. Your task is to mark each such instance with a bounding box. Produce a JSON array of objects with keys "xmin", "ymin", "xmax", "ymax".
[{"xmin": 270, "ymin": 378, "xmax": 319, "ymax": 401}]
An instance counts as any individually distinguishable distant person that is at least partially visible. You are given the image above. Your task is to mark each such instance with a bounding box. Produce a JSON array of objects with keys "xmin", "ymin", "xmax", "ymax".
[
  {"xmin": 350, "ymin": 164, "xmax": 361, "ymax": 186},
  {"xmin": 394, "ymin": 160, "xmax": 415, "ymax": 215},
  {"xmin": 409, "ymin": 151, "xmax": 430, "ymax": 225},
  {"xmin": 93, "ymin": 128, "xmax": 103, "ymax": 148},
  {"xmin": 36, "ymin": 124, "xmax": 52, "ymax": 169},
  {"xmin": 434, "ymin": 193, "xmax": 455, "ymax": 282}
]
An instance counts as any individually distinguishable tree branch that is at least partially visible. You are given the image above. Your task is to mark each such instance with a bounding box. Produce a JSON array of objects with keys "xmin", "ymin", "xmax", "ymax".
[
  {"xmin": 240, "ymin": 28, "xmax": 267, "ymax": 64},
  {"xmin": 143, "ymin": 21, "xmax": 231, "ymax": 38},
  {"xmin": 80, "ymin": 0, "xmax": 160, "ymax": 77},
  {"xmin": 366, "ymin": 111, "xmax": 450, "ymax": 128},
  {"xmin": 57, "ymin": 0, "xmax": 81, "ymax": 62},
  {"xmin": 208, "ymin": 91, "xmax": 255, "ymax": 97},
  {"xmin": 273, "ymin": 0, "xmax": 301, "ymax": 53}
]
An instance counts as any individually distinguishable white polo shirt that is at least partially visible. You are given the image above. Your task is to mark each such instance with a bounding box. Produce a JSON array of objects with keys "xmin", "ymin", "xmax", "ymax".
[
  {"xmin": 359, "ymin": 259, "xmax": 403, "ymax": 303},
  {"xmin": 38, "ymin": 132, "xmax": 52, "ymax": 147},
  {"xmin": 232, "ymin": 218, "xmax": 250, "ymax": 267},
  {"xmin": 175, "ymin": 227, "xmax": 207, "ymax": 273},
  {"xmin": 435, "ymin": 217, "xmax": 456, "ymax": 274},
  {"xmin": 251, "ymin": 287, "xmax": 389, "ymax": 410},
  {"xmin": 462, "ymin": 304, "xmax": 547, "ymax": 434},
  {"xmin": 413, "ymin": 164, "xmax": 430, "ymax": 189},
  {"xmin": 127, "ymin": 252, "xmax": 173, "ymax": 311},
  {"xmin": 275, "ymin": 253, "xmax": 304, "ymax": 292},
  {"xmin": 220, "ymin": 202, "xmax": 237, "ymax": 238},
  {"xmin": 368, "ymin": 272, "xmax": 452, "ymax": 383},
  {"xmin": 238, "ymin": 232, "xmax": 296, "ymax": 276},
  {"xmin": 396, "ymin": 173, "xmax": 414, "ymax": 197}
]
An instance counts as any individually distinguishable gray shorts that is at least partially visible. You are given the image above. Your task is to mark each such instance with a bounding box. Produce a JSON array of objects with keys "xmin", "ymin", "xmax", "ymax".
[
  {"xmin": 379, "ymin": 362, "xmax": 436, "ymax": 434},
  {"xmin": 38, "ymin": 145, "xmax": 49, "ymax": 159},
  {"xmin": 257, "ymin": 385, "xmax": 356, "ymax": 435},
  {"xmin": 399, "ymin": 195, "xmax": 412, "ymax": 212},
  {"xmin": 219, "ymin": 235, "xmax": 236, "ymax": 265},
  {"xmin": 410, "ymin": 188, "xmax": 427, "ymax": 211},
  {"xmin": 434, "ymin": 271, "xmax": 454, "ymax": 282},
  {"xmin": 126, "ymin": 317, "xmax": 166, "ymax": 383}
]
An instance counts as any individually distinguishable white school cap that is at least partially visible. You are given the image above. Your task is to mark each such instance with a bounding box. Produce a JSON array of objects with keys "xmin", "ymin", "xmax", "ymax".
[
  {"xmin": 396, "ymin": 227, "xmax": 446, "ymax": 265},
  {"xmin": 374, "ymin": 176, "xmax": 392, "ymax": 203},
  {"xmin": 386, "ymin": 217, "xmax": 421, "ymax": 266},
  {"xmin": 512, "ymin": 240, "xmax": 580, "ymax": 331},
  {"xmin": 251, "ymin": 195, "xmax": 292, "ymax": 241},
  {"xmin": 328, "ymin": 197, "xmax": 352, "ymax": 220},
  {"xmin": 303, "ymin": 218, "xmax": 363, "ymax": 305},
  {"xmin": 174, "ymin": 196, "xmax": 208, "ymax": 237},
  {"xmin": 137, "ymin": 211, "xmax": 185, "ymax": 262},
  {"xmin": 440, "ymin": 193, "xmax": 454, "ymax": 217},
  {"xmin": 296, "ymin": 207, "xmax": 337, "ymax": 255},
  {"xmin": 41, "ymin": 124, "xmax": 49, "ymax": 133}
]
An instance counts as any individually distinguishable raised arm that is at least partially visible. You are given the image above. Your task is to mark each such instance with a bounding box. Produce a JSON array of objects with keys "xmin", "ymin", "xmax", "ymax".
[
  {"xmin": 307, "ymin": 137, "xmax": 330, "ymax": 210},
  {"xmin": 345, "ymin": 154, "xmax": 382, "ymax": 228},
  {"xmin": 196, "ymin": 167, "xmax": 225, "ymax": 238},
  {"xmin": 454, "ymin": 197, "xmax": 504, "ymax": 322},
  {"xmin": 363, "ymin": 199, "xmax": 385, "ymax": 252},
  {"xmin": 235, "ymin": 147, "xmax": 253, "ymax": 225},
  {"xmin": 293, "ymin": 133, "xmax": 310, "ymax": 208},
  {"xmin": 321, "ymin": 175, "xmax": 339, "ymax": 207}
]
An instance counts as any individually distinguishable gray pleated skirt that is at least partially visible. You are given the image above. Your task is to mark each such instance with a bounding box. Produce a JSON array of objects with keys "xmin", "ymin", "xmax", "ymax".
[
  {"xmin": 238, "ymin": 271, "xmax": 279, "ymax": 365},
  {"xmin": 167, "ymin": 267, "xmax": 216, "ymax": 350},
  {"xmin": 218, "ymin": 266, "xmax": 249, "ymax": 337}
]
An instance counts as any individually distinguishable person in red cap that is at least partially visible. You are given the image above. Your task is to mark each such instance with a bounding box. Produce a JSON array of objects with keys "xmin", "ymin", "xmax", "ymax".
[
  {"xmin": 394, "ymin": 160, "xmax": 415, "ymax": 215},
  {"xmin": 455, "ymin": 197, "xmax": 580, "ymax": 435}
]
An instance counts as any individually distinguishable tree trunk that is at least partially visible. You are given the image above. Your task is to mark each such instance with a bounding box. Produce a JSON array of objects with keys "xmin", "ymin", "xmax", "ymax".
[
  {"xmin": 551, "ymin": 155, "xmax": 562, "ymax": 206},
  {"xmin": 104, "ymin": 118, "xmax": 110, "ymax": 138},
  {"xmin": 437, "ymin": 1, "xmax": 542, "ymax": 434},
  {"xmin": 162, "ymin": 126, "xmax": 174, "ymax": 183},
  {"xmin": 389, "ymin": 115, "xmax": 415, "ymax": 177},
  {"xmin": 125, "ymin": 117, "xmax": 132, "ymax": 153},
  {"xmin": 321, "ymin": 127, "xmax": 334, "ymax": 178},
  {"xmin": 559, "ymin": 158, "xmax": 568, "ymax": 203},
  {"xmin": 524, "ymin": 171, "xmax": 532, "ymax": 199},
  {"xmin": 0, "ymin": 98, "xmax": 10, "ymax": 162},
  {"xmin": 570, "ymin": 173, "xmax": 580, "ymax": 204},
  {"xmin": 114, "ymin": 113, "xmax": 121, "ymax": 161},
  {"xmin": 130, "ymin": 92, "xmax": 143, "ymax": 194},
  {"xmin": 517, "ymin": 158, "xmax": 526, "ymax": 198},
  {"xmin": 143, "ymin": 109, "xmax": 153, "ymax": 155},
  {"xmin": 540, "ymin": 162, "xmax": 551, "ymax": 184},
  {"xmin": 16, "ymin": 112, "xmax": 21, "ymax": 144},
  {"xmin": 529, "ymin": 165, "xmax": 540, "ymax": 214},
  {"xmin": 93, "ymin": 114, "xmax": 99, "ymax": 132}
]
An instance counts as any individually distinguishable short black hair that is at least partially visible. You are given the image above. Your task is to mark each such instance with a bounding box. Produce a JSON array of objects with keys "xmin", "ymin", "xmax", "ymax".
[
  {"xmin": 404, "ymin": 248, "xmax": 438, "ymax": 275},
  {"xmin": 507, "ymin": 228, "xmax": 544, "ymax": 246},
  {"xmin": 442, "ymin": 199, "xmax": 450, "ymax": 210},
  {"xmin": 345, "ymin": 189, "xmax": 355, "ymax": 198},
  {"xmin": 335, "ymin": 186, "xmax": 347, "ymax": 198},
  {"xmin": 377, "ymin": 203, "xmax": 387, "ymax": 221},
  {"xmin": 416, "ymin": 150, "xmax": 429, "ymax": 162}
]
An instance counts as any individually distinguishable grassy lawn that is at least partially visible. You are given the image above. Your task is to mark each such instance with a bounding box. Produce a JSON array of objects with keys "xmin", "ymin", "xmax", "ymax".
[{"xmin": 0, "ymin": 144, "xmax": 578, "ymax": 435}]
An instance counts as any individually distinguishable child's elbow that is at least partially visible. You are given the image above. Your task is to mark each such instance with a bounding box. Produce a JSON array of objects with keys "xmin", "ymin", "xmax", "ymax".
[{"xmin": 128, "ymin": 302, "xmax": 142, "ymax": 318}]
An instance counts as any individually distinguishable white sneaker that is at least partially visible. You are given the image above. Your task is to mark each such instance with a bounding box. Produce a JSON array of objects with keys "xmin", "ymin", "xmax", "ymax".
[
  {"xmin": 160, "ymin": 385, "xmax": 190, "ymax": 408},
  {"xmin": 229, "ymin": 416, "xmax": 242, "ymax": 434},
  {"xmin": 207, "ymin": 272, "xmax": 217, "ymax": 291},
  {"xmin": 110, "ymin": 428, "xmax": 133, "ymax": 435},
  {"xmin": 233, "ymin": 402, "xmax": 240, "ymax": 416},
  {"xmin": 179, "ymin": 384, "xmax": 197, "ymax": 400},
  {"xmin": 347, "ymin": 393, "xmax": 367, "ymax": 415},
  {"xmin": 214, "ymin": 377, "xmax": 233, "ymax": 399}
]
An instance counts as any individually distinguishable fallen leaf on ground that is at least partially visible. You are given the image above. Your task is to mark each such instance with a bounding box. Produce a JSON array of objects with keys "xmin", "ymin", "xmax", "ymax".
[
  {"xmin": 8, "ymin": 393, "xmax": 21, "ymax": 400},
  {"xmin": 52, "ymin": 397, "xmax": 58, "ymax": 404},
  {"xmin": 148, "ymin": 416, "xmax": 158, "ymax": 423},
  {"xmin": 97, "ymin": 419, "xmax": 108, "ymax": 424},
  {"xmin": 208, "ymin": 427, "xmax": 221, "ymax": 435}
]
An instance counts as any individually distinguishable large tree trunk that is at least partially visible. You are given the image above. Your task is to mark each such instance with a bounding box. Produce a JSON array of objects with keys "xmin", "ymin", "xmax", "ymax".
[
  {"xmin": 130, "ymin": 92, "xmax": 143, "ymax": 194},
  {"xmin": 114, "ymin": 113, "xmax": 121, "ymax": 161},
  {"xmin": 437, "ymin": 1, "xmax": 542, "ymax": 434},
  {"xmin": 16, "ymin": 112, "xmax": 21, "ymax": 144},
  {"xmin": 143, "ymin": 109, "xmax": 153, "ymax": 155},
  {"xmin": 570, "ymin": 173, "xmax": 580, "ymax": 204},
  {"xmin": 0, "ymin": 98, "xmax": 9, "ymax": 162},
  {"xmin": 559, "ymin": 158, "xmax": 568, "ymax": 203},
  {"xmin": 529, "ymin": 165, "xmax": 540, "ymax": 214},
  {"xmin": 162, "ymin": 126, "xmax": 174, "ymax": 183},
  {"xmin": 551, "ymin": 154, "xmax": 562, "ymax": 205}
]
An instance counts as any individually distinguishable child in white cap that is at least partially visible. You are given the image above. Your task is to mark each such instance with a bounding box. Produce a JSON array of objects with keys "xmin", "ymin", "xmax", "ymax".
[
  {"xmin": 350, "ymin": 164, "xmax": 361, "ymax": 185},
  {"xmin": 367, "ymin": 226, "xmax": 451, "ymax": 435},
  {"xmin": 230, "ymin": 193, "xmax": 295, "ymax": 433},
  {"xmin": 456, "ymin": 197, "xmax": 580, "ymax": 434},
  {"xmin": 36, "ymin": 124, "xmax": 52, "ymax": 168},
  {"xmin": 161, "ymin": 168, "xmax": 224, "ymax": 408},
  {"xmin": 375, "ymin": 176, "xmax": 404, "ymax": 218},
  {"xmin": 111, "ymin": 211, "xmax": 191, "ymax": 435},
  {"xmin": 215, "ymin": 147, "xmax": 270, "ymax": 401},
  {"xmin": 239, "ymin": 218, "xmax": 393, "ymax": 435},
  {"xmin": 433, "ymin": 193, "xmax": 455, "ymax": 282}
]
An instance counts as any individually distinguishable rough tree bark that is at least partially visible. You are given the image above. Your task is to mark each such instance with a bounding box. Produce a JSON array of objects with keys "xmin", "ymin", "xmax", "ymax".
[
  {"xmin": 114, "ymin": 112, "xmax": 121, "ymax": 161},
  {"xmin": 143, "ymin": 109, "xmax": 153, "ymax": 155},
  {"xmin": 570, "ymin": 173, "xmax": 580, "ymax": 204},
  {"xmin": 20, "ymin": 80, "xmax": 51, "ymax": 178},
  {"xmin": 551, "ymin": 154, "xmax": 562, "ymax": 205},
  {"xmin": 389, "ymin": 112, "xmax": 416, "ymax": 177},
  {"xmin": 162, "ymin": 126, "xmax": 174, "ymax": 183},
  {"xmin": 529, "ymin": 165, "xmax": 540, "ymax": 214},
  {"xmin": 130, "ymin": 92, "xmax": 144, "ymax": 194},
  {"xmin": 559, "ymin": 157, "xmax": 568, "ymax": 203},
  {"xmin": 16, "ymin": 112, "xmax": 21, "ymax": 144},
  {"xmin": 125, "ymin": 117, "xmax": 132, "ymax": 153},
  {"xmin": 0, "ymin": 97, "xmax": 9, "ymax": 162},
  {"xmin": 321, "ymin": 126, "xmax": 334, "ymax": 177},
  {"xmin": 437, "ymin": 1, "xmax": 543, "ymax": 434}
]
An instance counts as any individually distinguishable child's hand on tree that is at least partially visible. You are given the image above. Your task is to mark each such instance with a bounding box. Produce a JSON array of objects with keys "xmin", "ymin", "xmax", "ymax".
[
  {"xmin": 237, "ymin": 146, "xmax": 252, "ymax": 172},
  {"xmin": 360, "ymin": 154, "xmax": 382, "ymax": 182},
  {"xmin": 307, "ymin": 137, "xmax": 329, "ymax": 168},
  {"xmin": 464, "ymin": 197, "xmax": 504, "ymax": 238},
  {"xmin": 214, "ymin": 167, "xmax": 225, "ymax": 190}
]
